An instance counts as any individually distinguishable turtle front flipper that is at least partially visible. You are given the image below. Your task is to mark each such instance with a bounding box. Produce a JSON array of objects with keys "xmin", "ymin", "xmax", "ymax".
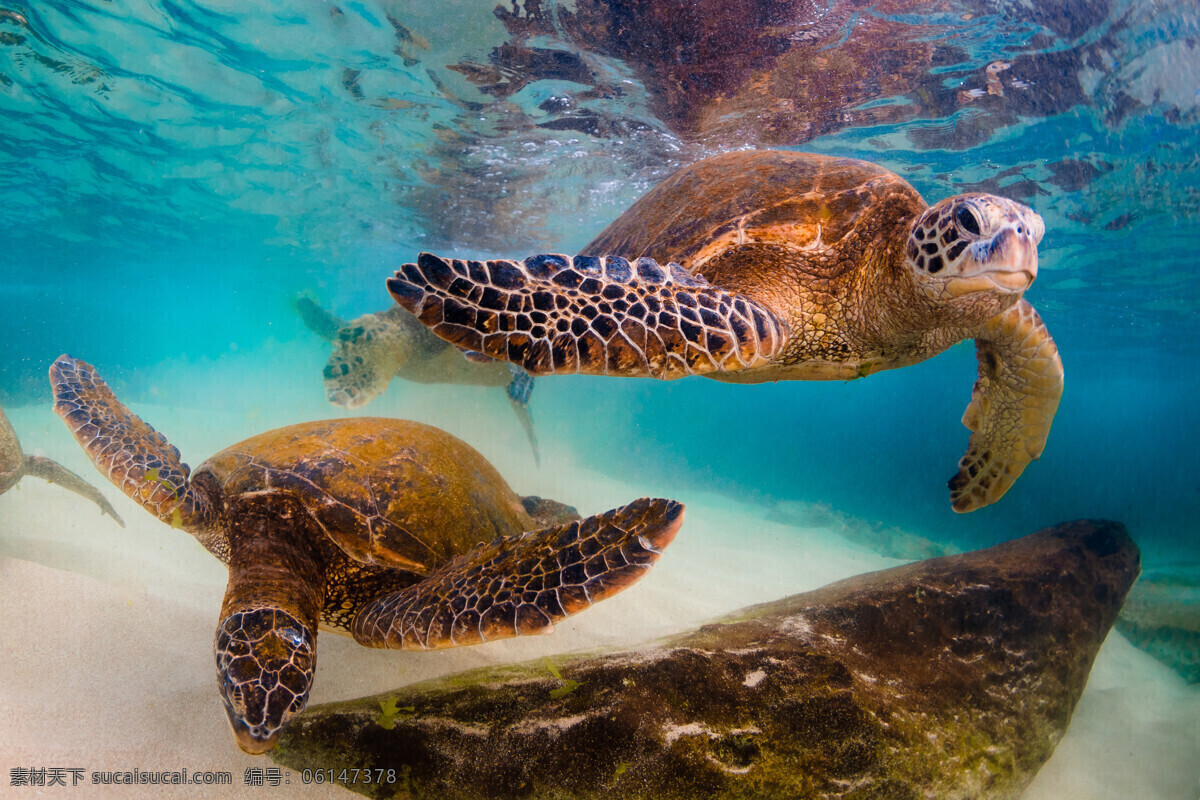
[
  {"xmin": 49, "ymin": 355, "xmax": 212, "ymax": 528},
  {"xmin": 294, "ymin": 293, "xmax": 348, "ymax": 343},
  {"xmin": 22, "ymin": 455, "xmax": 125, "ymax": 526},
  {"xmin": 949, "ymin": 300, "xmax": 1063, "ymax": 512},
  {"xmin": 387, "ymin": 253, "xmax": 788, "ymax": 380},
  {"xmin": 352, "ymin": 497, "xmax": 684, "ymax": 650},
  {"xmin": 506, "ymin": 365, "xmax": 541, "ymax": 465}
]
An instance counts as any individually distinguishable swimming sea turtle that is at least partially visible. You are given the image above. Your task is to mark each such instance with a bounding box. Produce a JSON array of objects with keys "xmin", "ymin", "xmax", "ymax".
[
  {"xmin": 0, "ymin": 405, "xmax": 123, "ymax": 525},
  {"xmin": 50, "ymin": 355, "xmax": 682, "ymax": 754},
  {"xmin": 295, "ymin": 295, "xmax": 541, "ymax": 463},
  {"xmin": 386, "ymin": 150, "xmax": 1063, "ymax": 512}
]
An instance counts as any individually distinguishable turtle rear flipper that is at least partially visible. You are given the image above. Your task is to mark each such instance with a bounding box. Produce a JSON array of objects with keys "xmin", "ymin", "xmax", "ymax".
[
  {"xmin": 505, "ymin": 365, "xmax": 540, "ymax": 466},
  {"xmin": 388, "ymin": 253, "xmax": 788, "ymax": 380},
  {"xmin": 49, "ymin": 355, "xmax": 212, "ymax": 527},
  {"xmin": 509, "ymin": 399, "xmax": 541, "ymax": 466},
  {"xmin": 949, "ymin": 300, "xmax": 1063, "ymax": 512},
  {"xmin": 23, "ymin": 455, "xmax": 125, "ymax": 526},
  {"xmin": 352, "ymin": 497, "xmax": 684, "ymax": 650}
]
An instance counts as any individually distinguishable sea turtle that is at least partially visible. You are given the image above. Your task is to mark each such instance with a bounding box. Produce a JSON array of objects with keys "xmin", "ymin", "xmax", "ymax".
[
  {"xmin": 386, "ymin": 150, "xmax": 1063, "ymax": 512},
  {"xmin": 295, "ymin": 295, "xmax": 541, "ymax": 464},
  {"xmin": 50, "ymin": 355, "xmax": 683, "ymax": 754},
  {"xmin": 0, "ymin": 405, "xmax": 123, "ymax": 525}
]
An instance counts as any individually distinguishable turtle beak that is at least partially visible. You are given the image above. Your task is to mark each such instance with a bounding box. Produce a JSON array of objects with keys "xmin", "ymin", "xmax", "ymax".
[
  {"xmin": 228, "ymin": 715, "xmax": 281, "ymax": 755},
  {"xmin": 214, "ymin": 609, "xmax": 316, "ymax": 757},
  {"xmin": 946, "ymin": 223, "xmax": 1040, "ymax": 298}
]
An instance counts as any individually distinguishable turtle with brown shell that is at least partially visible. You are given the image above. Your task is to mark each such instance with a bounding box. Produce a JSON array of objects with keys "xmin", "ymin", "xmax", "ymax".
[
  {"xmin": 50, "ymin": 355, "xmax": 682, "ymax": 753},
  {"xmin": 0, "ymin": 405, "xmax": 122, "ymax": 525},
  {"xmin": 295, "ymin": 295, "xmax": 541, "ymax": 463},
  {"xmin": 387, "ymin": 150, "xmax": 1064, "ymax": 512}
]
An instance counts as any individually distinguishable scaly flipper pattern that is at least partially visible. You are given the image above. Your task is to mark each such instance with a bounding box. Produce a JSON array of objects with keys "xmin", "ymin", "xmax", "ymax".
[
  {"xmin": 388, "ymin": 253, "xmax": 787, "ymax": 380},
  {"xmin": 949, "ymin": 300, "xmax": 1063, "ymax": 512},
  {"xmin": 49, "ymin": 355, "xmax": 212, "ymax": 526},
  {"xmin": 352, "ymin": 497, "xmax": 684, "ymax": 649}
]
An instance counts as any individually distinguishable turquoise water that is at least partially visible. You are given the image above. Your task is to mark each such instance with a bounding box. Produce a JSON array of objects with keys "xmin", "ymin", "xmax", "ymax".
[
  {"xmin": 1, "ymin": 0, "xmax": 1198, "ymax": 794},
  {"xmin": 4, "ymin": 0, "xmax": 1198, "ymax": 557}
]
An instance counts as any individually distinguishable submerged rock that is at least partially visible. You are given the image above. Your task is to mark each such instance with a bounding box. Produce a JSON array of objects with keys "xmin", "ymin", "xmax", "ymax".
[
  {"xmin": 272, "ymin": 520, "xmax": 1138, "ymax": 799},
  {"xmin": 1116, "ymin": 562, "xmax": 1200, "ymax": 683}
]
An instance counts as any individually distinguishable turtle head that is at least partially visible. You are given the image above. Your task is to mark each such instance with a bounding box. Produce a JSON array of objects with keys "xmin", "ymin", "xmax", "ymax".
[
  {"xmin": 521, "ymin": 495, "xmax": 581, "ymax": 526},
  {"xmin": 322, "ymin": 316, "xmax": 401, "ymax": 409},
  {"xmin": 214, "ymin": 608, "xmax": 316, "ymax": 754},
  {"xmin": 905, "ymin": 194, "xmax": 1043, "ymax": 307}
]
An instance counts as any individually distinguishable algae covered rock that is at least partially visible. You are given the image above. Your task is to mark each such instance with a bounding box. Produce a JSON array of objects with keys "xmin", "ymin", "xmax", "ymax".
[{"xmin": 271, "ymin": 520, "xmax": 1139, "ymax": 799}]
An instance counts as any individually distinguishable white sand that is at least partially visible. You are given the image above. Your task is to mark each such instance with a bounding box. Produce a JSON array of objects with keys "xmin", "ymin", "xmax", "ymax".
[{"xmin": 1, "ymin": 390, "xmax": 1197, "ymax": 799}]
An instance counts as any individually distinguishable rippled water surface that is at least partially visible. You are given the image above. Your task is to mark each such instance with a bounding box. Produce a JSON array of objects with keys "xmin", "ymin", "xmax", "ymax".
[
  {"xmin": 1, "ymin": 0, "xmax": 1198, "ymax": 794},
  {"xmin": 4, "ymin": 0, "xmax": 1198, "ymax": 546}
]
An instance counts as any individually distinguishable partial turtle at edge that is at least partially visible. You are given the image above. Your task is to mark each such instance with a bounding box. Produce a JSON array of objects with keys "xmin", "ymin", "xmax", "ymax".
[{"xmin": 0, "ymin": 405, "xmax": 123, "ymax": 525}]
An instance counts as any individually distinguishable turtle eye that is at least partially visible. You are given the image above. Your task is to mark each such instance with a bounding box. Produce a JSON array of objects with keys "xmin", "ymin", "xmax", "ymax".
[{"xmin": 955, "ymin": 205, "xmax": 981, "ymax": 235}]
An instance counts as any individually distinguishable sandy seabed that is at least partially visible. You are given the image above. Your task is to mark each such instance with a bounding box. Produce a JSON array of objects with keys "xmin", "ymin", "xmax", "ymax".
[{"xmin": 1, "ymin": 374, "xmax": 1197, "ymax": 800}]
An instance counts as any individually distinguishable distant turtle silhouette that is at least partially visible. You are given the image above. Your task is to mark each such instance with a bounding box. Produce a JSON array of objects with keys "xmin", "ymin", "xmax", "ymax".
[{"xmin": 296, "ymin": 295, "xmax": 540, "ymax": 464}]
